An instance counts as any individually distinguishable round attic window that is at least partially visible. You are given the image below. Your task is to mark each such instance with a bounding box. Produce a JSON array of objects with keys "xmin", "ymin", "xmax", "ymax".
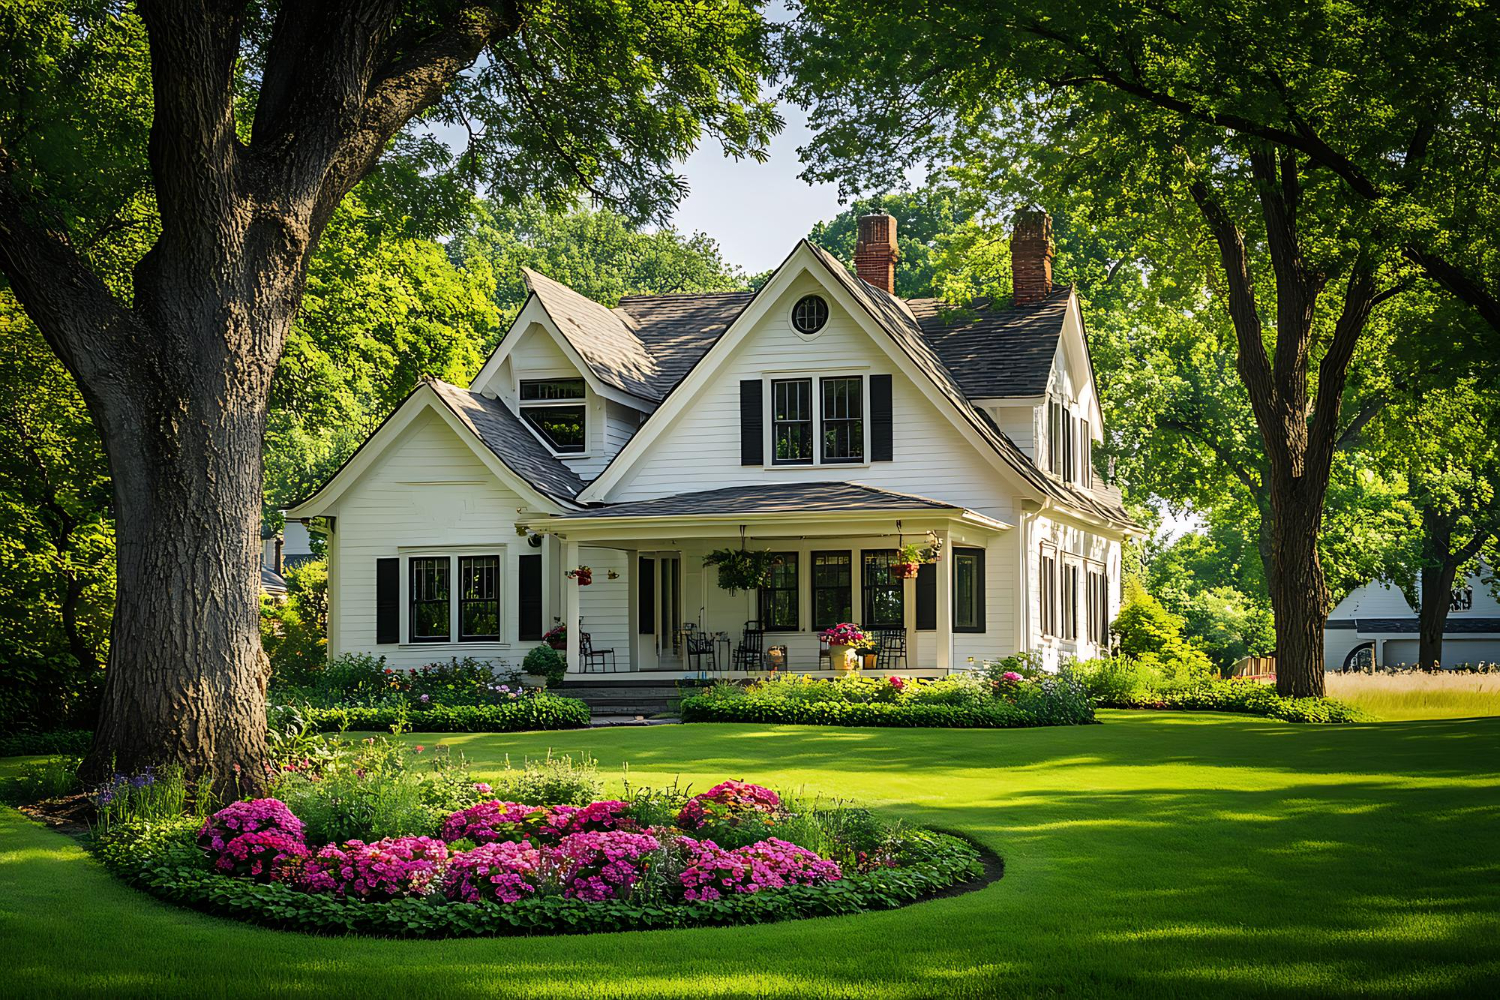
[{"xmin": 791, "ymin": 294, "xmax": 829, "ymax": 335}]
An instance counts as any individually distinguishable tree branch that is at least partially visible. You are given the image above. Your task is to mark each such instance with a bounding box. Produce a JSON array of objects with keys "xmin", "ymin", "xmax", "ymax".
[
  {"xmin": 1159, "ymin": 416, "xmax": 1264, "ymax": 501},
  {"xmin": 1308, "ymin": 257, "xmax": 1380, "ymax": 472},
  {"xmin": 1403, "ymin": 244, "xmax": 1500, "ymax": 333}
]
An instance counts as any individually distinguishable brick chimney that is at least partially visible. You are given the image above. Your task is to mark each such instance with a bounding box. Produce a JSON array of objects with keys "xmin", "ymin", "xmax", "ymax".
[
  {"xmin": 1011, "ymin": 209, "xmax": 1054, "ymax": 305},
  {"xmin": 854, "ymin": 212, "xmax": 899, "ymax": 294}
]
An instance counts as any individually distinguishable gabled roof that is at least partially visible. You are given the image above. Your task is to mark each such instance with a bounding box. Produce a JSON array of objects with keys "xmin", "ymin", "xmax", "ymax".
[
  {"xmin": 427, "ymin": 379, "xmax": 585, "ymax": 504},
  {"xmin": 553, "ymin": 481, "xmax": 959, "ymax": 519},
  {"xmin": 907, "ymin": 288, "xmax": 1072, "ymax": 398},
  {"xmin": 522, "ymin": 268, "xmax": 662, "ymax": 401},
  {"xmin": 615, "ymin": 291, "xmax": 755, "ymax": 386}
]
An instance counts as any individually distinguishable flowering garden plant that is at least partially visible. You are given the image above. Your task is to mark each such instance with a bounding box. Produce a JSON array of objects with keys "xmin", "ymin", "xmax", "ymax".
[
  {"xmin": 96, "ymin": 772, "xmax": 986, "ymax": 938},
  {"xmin": 818, "ymin": 623, "xmax": 866, "ymax": 646}
]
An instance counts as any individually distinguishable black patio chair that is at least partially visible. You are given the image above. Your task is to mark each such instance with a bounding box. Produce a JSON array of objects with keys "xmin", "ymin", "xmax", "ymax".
[
  {"xmin": 872, "ymin": 627, "xmax": 908, "ymax": 671},
  {"xmin": 579, "ymin": 631, "xmax": 617, "ymax": 673},
  {"xmin": 683, "ymin": 623, "xmax": 717, "ymax": 675},
  {"xmin": 732, "ymin": 620, "xmax": 767, "ymax": 671}
]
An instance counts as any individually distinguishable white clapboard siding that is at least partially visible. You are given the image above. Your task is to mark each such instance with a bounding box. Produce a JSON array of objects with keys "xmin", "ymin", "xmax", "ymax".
[
  {"xmin": 328, "ymin": 410, "xmax": 532, "ymax": 672},
  {"xmin": 603, "ymin": 273, "xmax": 1020, "ymax": 524}
]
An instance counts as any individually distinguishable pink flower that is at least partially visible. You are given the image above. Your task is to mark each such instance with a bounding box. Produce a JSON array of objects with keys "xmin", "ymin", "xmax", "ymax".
[
  {"xmin": 414, "ymin": 745, "xmax": 425, "ymax": 753},
  {"xmin": 473, "ymin": 782, "xmax": 492, "ymax": 795},
  {"xmin": 292, "ymin": 836, "xmax": 449, "ymax": 901},
  {"xmin": 1002, "ymin": 671, "xmax": 1023, "ymax": 683},
  {"xmin": 676, "ymin": 781, "xmax": 781, "ymax": 830}
]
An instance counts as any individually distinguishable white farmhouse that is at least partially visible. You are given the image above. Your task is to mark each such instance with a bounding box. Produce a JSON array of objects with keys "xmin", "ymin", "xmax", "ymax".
[{"xmin": 287, "ymin": 211, "xmax": 1141, "ymax": 678}]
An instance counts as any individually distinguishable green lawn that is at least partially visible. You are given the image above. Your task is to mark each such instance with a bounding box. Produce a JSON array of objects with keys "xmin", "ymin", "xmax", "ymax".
[{"xmin": 2, "ymin": 711, "xmax": 1498, "ymax": 998}]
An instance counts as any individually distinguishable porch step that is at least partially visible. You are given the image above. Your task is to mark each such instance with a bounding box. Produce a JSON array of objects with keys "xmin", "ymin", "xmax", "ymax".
[{"xmin": 557, "ymin": 679, "xmax": 708, "ymax": 717}]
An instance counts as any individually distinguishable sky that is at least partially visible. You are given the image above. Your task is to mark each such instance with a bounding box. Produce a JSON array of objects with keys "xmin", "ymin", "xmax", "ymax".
[{"xmin": 667, "ymin": 102, "xmax": 848, "ymax": 274}]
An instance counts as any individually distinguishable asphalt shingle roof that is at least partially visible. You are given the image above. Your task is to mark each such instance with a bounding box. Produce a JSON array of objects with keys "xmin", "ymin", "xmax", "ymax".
[
  {"xmin": 615, "ymin": 291, "xmax": 755, "ymax": 388},
  {"xmin": 523, "ymin": 268, "xmax": 662, "ymax": 401},
  {"xmin": 555, "ymin": 481, "xmax": 959, "ymax": 519},
  {"xmin": 906, "ymin": 289, "xmax": 1071, "ymax": 398},
  {"xmin": 1331, "ymin": 617, "xmax": 1500, "ymax": 634},
  {"xmin": 428, "ymin": 379, "xmax": 586, "ymax": 504}
]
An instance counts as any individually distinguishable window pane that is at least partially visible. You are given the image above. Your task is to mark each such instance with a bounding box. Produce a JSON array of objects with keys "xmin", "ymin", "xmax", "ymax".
[
  {"xmin": 459, "ymin": 555, "xmax": 499, "ymax": 640},
  {"xmin": 862, "ymin": 550, "xmax": 903, "ymax": 627},
  {"xmin": 521, "ymin": 405, "xmax": 586, "ymax": 452},
  {"xmin": 758, "ymin": 553, "xmax": 799, "ymax": 631},
  {"xmin": 520, "ymin": 378, "xmax": 585, "ymax": 400},
  {"xmin": 821, "ymin": 377, "xmax": 863, "ymax": 463},
  {"xmin": 955, "ymin": 554, "xmax": 976, "ymax": 629},
  {"xmin": 771, "ymin": 379, "xmax": 812, "ymax": 464},
  {"xmin": 812, "ymin": 552, "xmax": 852, "ymax": 627},
  {"xmin": 410, "ymin": 557, "xmax": 449, "ymax": 641}
]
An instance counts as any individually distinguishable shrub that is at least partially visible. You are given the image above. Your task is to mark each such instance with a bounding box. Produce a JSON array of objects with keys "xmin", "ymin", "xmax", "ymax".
[
  {"xmin": 522, "ymin": 645, "xmax": 567, "ymax": 687},
  {"xmin": 484, "ymin": 750, "xmax": 603, "ymax": 806},
  {"xmin": 442, "ymin": 839, "xmax": 546, "ymax": 903},
  {"xmin": 260, "ymin": 559, "xmax": 328, "ymax": 686},
  {"xmin": 291, "ymin": 836, "xmax": 450, "ymax": 901},
  {"xmin": 2, "ymin": 754, "xmax": 82, "ymax": 803},
  {"xmin": 0, "ymin": 729, "xmax": 93, "ymax": 757},
  {"xmin": 270, "ymin": 738, "xmax": 486, "ymax": 844},
  {"xmin": 1112, "ymin": 579, "xmax": 1216, "ymax": 681},
  {"xmin": 1072, "ymin": 657, "xmax": 1372, "ymax": 723},
  {"xmin": 680, "ymin": 673, "xmax": 1095, "ymax": 729},
  {"xmin": 677, "ymin": 780, "xmax": 782, "ymax": 833},
  {"xmin": 268, "ymin": 694, "xmax": 590, "ymax": 735}
]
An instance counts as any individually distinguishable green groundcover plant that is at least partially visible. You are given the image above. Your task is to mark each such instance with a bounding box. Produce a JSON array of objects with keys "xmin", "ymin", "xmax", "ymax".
[
  {"xmin": 1071, "ymin": 656, "xmax": 1372, "ymax": 723},
  {"xmin": 88, "ymin": 739, "xmax": 984, "ymax": 938},
  {"xmin": 679, "ymin": 668, "xmax": 1096, "ymax": 728},
  {"xmin": 267, "ymin": 695, "xmax": 589, "ymax": 735}
]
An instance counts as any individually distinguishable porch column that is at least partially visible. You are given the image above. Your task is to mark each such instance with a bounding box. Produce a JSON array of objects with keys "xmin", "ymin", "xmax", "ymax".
[
  {"xmin": 624, "ymin": 548, "xmax": 639, "ymax": 672},
  {"xmin": 935, "ymin": 529, "xmax": 953, "ymax": 671},
  {"xmin": 903, "ymin": 573, "xmax": 918, "ymax": 671},
  {"xmin": 563, "ymin": 538, "xmax": 581, "ymax": 672}
]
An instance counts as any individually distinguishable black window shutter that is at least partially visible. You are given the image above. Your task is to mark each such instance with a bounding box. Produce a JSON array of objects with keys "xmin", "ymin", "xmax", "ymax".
[
  {"xmin": 916, "ymin": 562, "xmax": 936, "ymax": 631},
  {"xmin": 638, "ymin": 557, "xmax": 656, "ymax": 634},
  {"xmin": 375, "ymin": 558, "xmax": 399, "ymax": 644},
  {"xmin": 870, "ymin": 374, "xmax": 893, "ymax": 461},
  {"xmin": 517, "ymin": 554, "xmax": 543, "ymax": 640},
  {"xmin": 740, "ymin": 379, "xmax": 763, "ymax": 465}
]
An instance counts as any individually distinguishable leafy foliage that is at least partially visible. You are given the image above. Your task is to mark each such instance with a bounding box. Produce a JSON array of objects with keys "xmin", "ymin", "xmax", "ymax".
[{"xmin": 1072, "ymin": 659, "xmax": 1371, "ymax": 723}]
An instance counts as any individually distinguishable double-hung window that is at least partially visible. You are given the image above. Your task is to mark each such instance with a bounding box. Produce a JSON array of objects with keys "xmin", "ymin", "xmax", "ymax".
[
  {"xmin": 1048, "ymin": 398, "xmax": 1067, "ymax": 477},
  {"xmin": 409, "ymin": 557, "xmax": 450, "ymax": 642},
  {"xmin": 1039, "ymin": 546, "xmax": 1058, "ymax": 638},
  {"xmin": 862, "ymin": 550, "xmax": 904, "ymax": 627},
  {"xmin": 1086, "ymin": 566, "xmax": 1109, "ymax": 647},
  {"xmin": 820, "ymin": 377, "xmax": 863, "ymax": 463},
  {"xmin": 758, "ymin": 553, "xmax": 799, "ymax": 631},
  {"xmin": 811, "ymin": 551, "xmax": 853, "ymax": 628},
  {"xmin": 458, "ymin": 555, "xmax": 500, "ymax": 641},
  {"xmin": 1080, "ymin": 419, "xmax": 1093, "ymax": 488},
  {"xmin": 1061, "ymin": 562, "xmax": 1080, "ymax": 641},
  {"xmin": 519, "ymin": 378, "xmax": 587, "ymax": 453},
  {"xmin": 953, "ymin": 548, "xmax": 985, "ymax": 632},
  {"xmin": 771, "ymin": 378, "xmax": 814, "ymax": 464}
]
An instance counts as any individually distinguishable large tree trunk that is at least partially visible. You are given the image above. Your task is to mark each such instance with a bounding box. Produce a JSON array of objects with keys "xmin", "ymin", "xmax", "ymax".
[
  {"xmin": 86, "ymin": 371, "xmax": 275, "ymax": 791},
  {"xmin": 1416, "ymin": 561, "xmax": 1458, "ymax": 671},
  {"xmin": 1265, "ymin": 477, "xmax": 1330, "ymax": 696}
]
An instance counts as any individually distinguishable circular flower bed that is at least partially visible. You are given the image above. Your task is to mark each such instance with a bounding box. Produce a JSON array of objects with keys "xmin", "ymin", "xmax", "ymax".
[{"xmin": 96, "ymin": 780, "xmax": 987, "ymax": 938}]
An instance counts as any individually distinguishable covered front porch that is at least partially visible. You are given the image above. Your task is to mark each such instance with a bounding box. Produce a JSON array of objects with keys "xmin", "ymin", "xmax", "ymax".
[{"xmin": 531, "ymin": 483, "xmax": 1012, "ymax": 677}]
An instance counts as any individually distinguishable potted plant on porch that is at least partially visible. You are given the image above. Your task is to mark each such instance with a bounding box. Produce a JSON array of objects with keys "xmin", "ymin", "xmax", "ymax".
[
  {"xmin": 542, "ymin": 623, "xmax": 567, "ymax": 651},
  {"xmin": 820, "ymin": 623, "xmax": 866, "ymax": 671},
  {"xmin": 854, "ymin": 636, "xmax": 879, "ymax": 670},
  {"xmin": 893, "ymin": 535, "xmax": 943, "ymax": 580},
  {"xmin": 566, "ymin": 565, "xmax": 593, "ymax": 586}
]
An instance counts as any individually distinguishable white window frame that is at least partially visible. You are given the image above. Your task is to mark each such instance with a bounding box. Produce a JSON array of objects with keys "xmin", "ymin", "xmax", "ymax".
[
  {"xmin": 397, "ymin": 546, "xmax": 508, "ymax": 649},
  {"xmin": 517, "ymin": 372, "xmax": 591, "ymax": 458},
  {"xmin": 761, "ymin": 370, "xmax": 872, "ymax": 470},
  {"xmin": 1085, "ymin": 559, "xmax": 1109, "ymax": 649},
  {"xmin": 1039, "ymin": 543, "xmax": 1059, "ymax": 639},
  {"xmin": 1061, "ymin": 557, "xmax": 1082, "ymax": 642}
]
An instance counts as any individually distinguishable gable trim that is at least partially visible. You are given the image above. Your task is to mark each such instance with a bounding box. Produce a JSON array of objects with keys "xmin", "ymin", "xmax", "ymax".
[{"xmin": 285, "ymin": 383, "xmax": 572, "ymax": 519}]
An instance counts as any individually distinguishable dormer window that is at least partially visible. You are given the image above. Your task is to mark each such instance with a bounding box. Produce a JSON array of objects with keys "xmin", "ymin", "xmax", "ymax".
[{"xmin": 520, "ymin": 378, "xmax": 586, "ymax": 453}]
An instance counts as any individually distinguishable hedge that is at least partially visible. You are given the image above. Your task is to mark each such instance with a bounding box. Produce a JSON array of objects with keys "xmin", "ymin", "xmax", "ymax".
[
  {"xmin": 269, "ymin": 696, "xmax": 591, "ymax": 734},
  {"xmin": 95, "ymin": 819, "xmax": 987, "ymax": 938},
  {"xmin": 0, "ymin": 729, "xmax": 93, "ymax": 757},
  {"xmin": 1098, "ymin": 680, "xmax": 1372, "ymax": 723},
  {"xmin": 678, "ymin": 697, "xmax": 1092, "ymax": 729}
]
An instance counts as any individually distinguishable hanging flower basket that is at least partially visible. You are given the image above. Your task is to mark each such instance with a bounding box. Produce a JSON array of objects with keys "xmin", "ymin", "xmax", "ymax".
[
  {"xmin": 894, "ymin": 536, "xmax": 942, "ymax": 579},
  {"xmin": 566, "ymin": 566, "xmax": 593, "ymax": 586},
  {"xmin": 542, "ymin": 624, "xmax": 567, "ymax": 651},
  {"xmin": 702, "ymin": 548, "xmax": 782, "ymax": 595},
  {"xmin": 893, "ymin": 561, "xmax": 921, "ymax": 580}
]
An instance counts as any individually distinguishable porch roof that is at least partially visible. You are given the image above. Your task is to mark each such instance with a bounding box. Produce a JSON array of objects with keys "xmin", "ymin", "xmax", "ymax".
[{"xmin": 544, "ymin": 481, "xmax": 1011, "ymax": 535}]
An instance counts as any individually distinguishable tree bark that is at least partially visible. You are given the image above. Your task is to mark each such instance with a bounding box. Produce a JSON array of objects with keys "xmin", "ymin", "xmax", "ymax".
[
  {"xmin": 1416, "ymin": 560, "xmax": 1459, "ymax": 671},
  {"xmin": 0, "ymin": 2, "xmax": 516, "ymax": 795},
  {"xmin": 1190, "ymin": 150, "xmax": 1388, "ymax": 698}
]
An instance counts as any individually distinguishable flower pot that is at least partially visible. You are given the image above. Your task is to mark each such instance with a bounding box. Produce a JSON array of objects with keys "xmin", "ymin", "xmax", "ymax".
[
  {"xmin": 547, "ymin": 639, "xmax": 567, "ymax": 651},
  {"xmin": 575, "ymin": 573, "xmax": 593, "ymax": 586},
  {"xmin": 893, "ymin": 562, "xmax": 921, "ymax": 580},
  {"xmin": 829, "ymin": 644, "xmax": 857, "ymax": 671},
  {"xmin": 862, "ymin": 653, "xmax": 878, "ymax": 670}
]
